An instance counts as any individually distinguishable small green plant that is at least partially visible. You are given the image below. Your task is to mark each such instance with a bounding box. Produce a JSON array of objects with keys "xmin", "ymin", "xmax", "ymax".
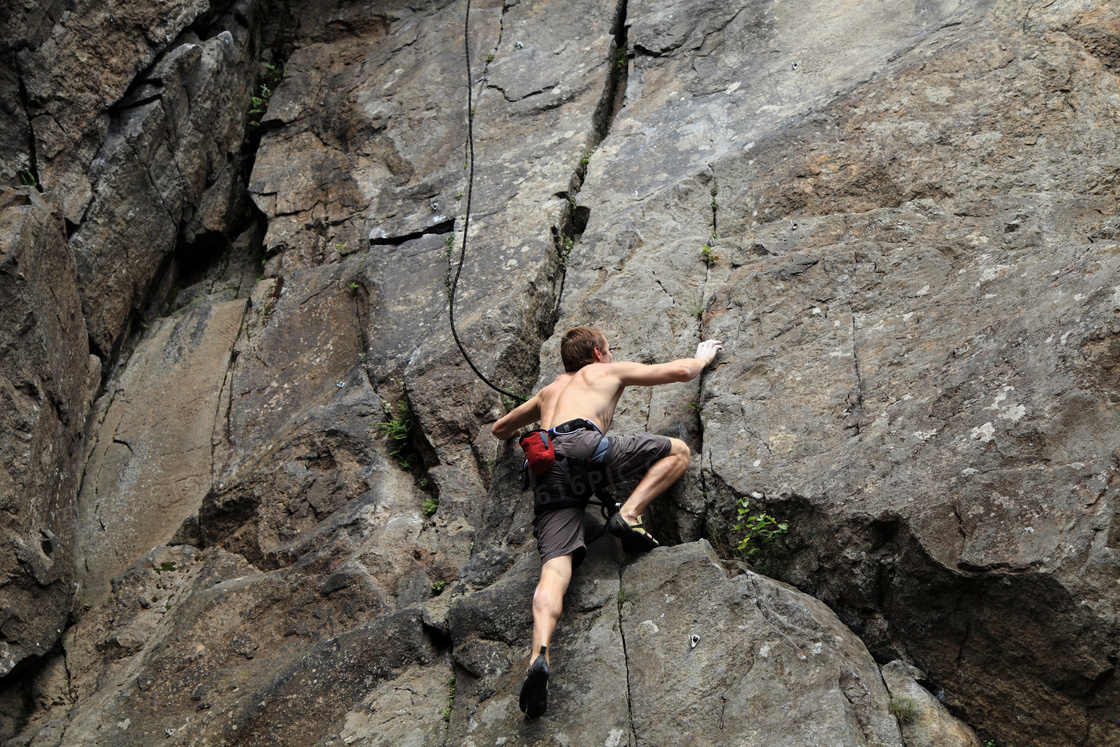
[
  {"xmin": 18, "ymin": 169, "xmax": 38, "ymax": 188},
  {"xmin": 455, "ymin": 191, "xmax": 463, "ymax": 200},
  {"xmin": 422, "ymin": 494, "xmax": 439, "ymax": 517},
  {"xmin": 561, "ymin": 238, "xmax": 574, "ymax": 264},
  {"xmin": 431, "ymin": 580, "xmax": 447, "ymax": 594},
  {"xmin": 580, "ymin": 151, "xmax": 590, "ymax": 166},
  {"xmin": 442, "ymin": 672, "xmax": 457, "ymax": 722},
  {"xmin": 347, "ymin": 281, "xmax": 360, "ymax": 294},
  {"xmin": 616, "ymin": 45, "xmax": 627, "ymax": 69},
  {"xmin": 888, "ymin": 697, "xmax": 917, "ymax": 725},
  {"xmin": 486, "ymin": 52, "xmax": 494, "ymax": 63},
  {"xmin": 700, "ymin": 245, "xmax": 719, "ymax": 266},
  {"xmin": 379, "ymin": 401, "xmax": 413, "ymax": 470},
  {"xmin": 617, "ymin": 586, "xmax": 630, "ymax": 603},
  {"xmin": 247, "ymin": 61, "xmax": 287, "ymax": 129},
  {"xmin": 694, "ymin": 302, "xmax": 704, "ymax": 320},
  {"xmin": 156, "ymin": 561, "xmax": 176, "ymax": 573},
  {"xmin": 688, "ymin": 401, "xmax": 699, "ymax": 411},
  {"xmin": 733, "ymin": 498, "xmax": 788, "ymax": 557}
]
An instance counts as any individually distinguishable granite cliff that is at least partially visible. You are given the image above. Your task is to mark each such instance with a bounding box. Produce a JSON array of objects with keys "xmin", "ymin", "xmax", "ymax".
[{"xmin": 1, "ymin": 0, "xmax": 1118, "ymax": 744}]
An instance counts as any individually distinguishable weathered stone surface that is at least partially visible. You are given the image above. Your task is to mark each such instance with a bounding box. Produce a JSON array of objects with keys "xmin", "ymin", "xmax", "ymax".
[
  {"xmin": 622, "ymin": 541, "xmax": 902, "ymax": 746},
  {"xmin": 6, "ymin": 0, "xmax": 1120, "ymax": 745},
  {"xmin": 68, "ymin": 5, "xmax": 259, "ymax": 356},
  {"xmin": 250, "ymin": 0, "xmax": 624, "ymax": 513},
  {"xmin": 599, "ymin": 0, "xmax": 967, "ymax": 202},
  {"xmin": 447, "ymin": 532, "xmax": 632, "ymax": 747},
  {"xmin": 17, "ymin": 0, "xmax": 217, "ymax": 222},
  {"xmin": 0, "ymin": 60, "xmax": 31, "ymax": 187},
  {"xmin": 11, "ymin": 544, "xmax": 449, "ymax": 746},
  {"xmin": 881, "ymin": 660, "xmax": 982, "ymax": 747},
  {"xmin": 76, "ymin": 298, "xmax": 247, "ymax": 602},
  {"xmin": 0, "ymin": 188, "xmax": 92, "ymax": 678},
  {"xmin": 249, "ymin": 0, "xmax": 476, "ymax": 264},
  {"xmin": 694, "ymin": 8, "xmax": 1120, "ymax": 744}
]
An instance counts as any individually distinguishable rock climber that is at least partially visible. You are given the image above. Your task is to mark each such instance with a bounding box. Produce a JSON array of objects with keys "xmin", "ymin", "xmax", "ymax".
[{"xmin": 490, "ymin": 325, "xmax": 723, "ymax": 718}]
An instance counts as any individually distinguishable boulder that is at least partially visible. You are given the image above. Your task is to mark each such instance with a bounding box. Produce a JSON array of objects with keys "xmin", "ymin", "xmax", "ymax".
[
  {"xmin": 881, "ymin": 660, "xmax": 982, "ymax": 747},
  {"xmin": 621, "ymin": 541, "xmax": 903, "ymax": 746}
]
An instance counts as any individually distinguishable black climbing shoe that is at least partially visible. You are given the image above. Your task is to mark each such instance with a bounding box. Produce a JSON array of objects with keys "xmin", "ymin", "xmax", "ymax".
[
  {"xmin": 607, "ymin": 513, "xmax": 660, "ymax": 553},
  {"xmin": 519, "ymin": 646, "xmax": 549, "ymax": 718}
]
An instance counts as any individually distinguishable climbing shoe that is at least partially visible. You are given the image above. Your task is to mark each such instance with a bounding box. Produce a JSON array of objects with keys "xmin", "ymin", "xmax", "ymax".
[
  {"xmin": 519, "ymin": 646, "xmax": 550, "ymax": 718},
  {"xmin": 607, "ymin": 513, "xmax": 660, "ymax": 553}
]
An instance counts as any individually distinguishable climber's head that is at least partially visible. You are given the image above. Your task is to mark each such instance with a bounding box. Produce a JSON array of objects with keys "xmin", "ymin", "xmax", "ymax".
[{"xmin": 561, "ymin": 326, "xmax": 610, "ymax": 372}]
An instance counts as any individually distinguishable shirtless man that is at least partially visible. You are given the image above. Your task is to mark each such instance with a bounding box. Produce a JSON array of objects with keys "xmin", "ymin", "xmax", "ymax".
[{"xmin": 491, "ymin": 326, "xmax": 722, "ymax": 718}]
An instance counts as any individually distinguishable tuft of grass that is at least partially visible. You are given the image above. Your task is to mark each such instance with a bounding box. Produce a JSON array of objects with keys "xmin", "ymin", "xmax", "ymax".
[
  {"xmin": 422, "ymin": 494, "xmax": 439, "ymax": 517},
  {"xmin": 889, "ymin": 697, "xmax": 917, "ymax": 725},
  {"xmin": 442, "ymin": 672, "xmax": 457, "ymax": 722},
  {"xmin": 156, "ymin": 561, "xmax": 176, "ymax": 573}
]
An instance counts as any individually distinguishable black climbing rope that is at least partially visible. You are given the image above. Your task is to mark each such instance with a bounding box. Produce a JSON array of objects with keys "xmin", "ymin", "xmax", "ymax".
[{"xmin": 448, "ymin": 0, "xmax": 527, "ymax": 404}]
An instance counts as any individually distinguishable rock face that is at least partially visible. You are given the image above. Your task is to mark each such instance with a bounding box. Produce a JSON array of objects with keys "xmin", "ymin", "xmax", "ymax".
[
  {"xmin": 0, "ymin": 189, "xmax": 93, "ymax": 679},
  {"xmin": 1, "ymin": 0, "xmax": 1119, "ymax": 746}
]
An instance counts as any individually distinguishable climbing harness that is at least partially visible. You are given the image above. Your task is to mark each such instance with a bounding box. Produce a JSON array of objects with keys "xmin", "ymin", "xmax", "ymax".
[
  {"xmin": 447, "ymin": 0, "xmax": 527, "ymax": 404},
  {"xmin": 519, "ymin": 419, "xmax": 622, "ymax": 519}
]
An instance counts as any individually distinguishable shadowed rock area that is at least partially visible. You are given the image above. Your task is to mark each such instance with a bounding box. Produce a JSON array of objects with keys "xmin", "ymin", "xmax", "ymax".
[{"xmin": 1, "ymin": 0, "xmax": 1118, "ymax": 745}]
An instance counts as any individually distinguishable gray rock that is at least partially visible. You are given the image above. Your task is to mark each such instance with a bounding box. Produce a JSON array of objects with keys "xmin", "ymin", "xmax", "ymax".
[
  {"xmin": 6, "ymin": 1, "xmax": 1120, "ymax": 746},
  {"xmin": 0, "ymin": 60, "xmax": 31, "ymax": 187},
  {"xmin": 17, "ymin": 544, "xmax": 448, "ymax": 746},
  {"xmin": 67, "ymin": 7, "xmax": 259, "ymax": 356},
  {"xmin": 0, "ymin": 188, "xmax": 91, "ymax": 678},
  {"xmin": 881, "ymin": 660, "xmax": 982, "ymax": 747},
  {"xmin": 696, "ymin": 10, "xmax": 1120, "ymax": 744},
  {"xmin": 447, "ymin": 533, "xmax": 632, "ymax": 747},
  {"xmin": 76, "ymin": 298, "xmax": 247, "ymax": 602},
  {"xmin": 17, "ymin": 0, "xmax": 220, "ymax": 224},
  {"xmin": 621, "ymin": 541, "xmax": 902, "ymax": 746}
]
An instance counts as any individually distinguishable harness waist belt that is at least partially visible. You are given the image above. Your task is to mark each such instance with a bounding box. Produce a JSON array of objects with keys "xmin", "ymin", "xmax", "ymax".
[{"xmin": 551, "ymin": 418, "xmax": 600, "ymax": 435}]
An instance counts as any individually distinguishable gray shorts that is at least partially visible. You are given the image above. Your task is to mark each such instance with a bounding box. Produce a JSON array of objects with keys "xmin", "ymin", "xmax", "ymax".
[{"xmin": 533, "ymin": 429, "xmax": 672, "ymax": 568}]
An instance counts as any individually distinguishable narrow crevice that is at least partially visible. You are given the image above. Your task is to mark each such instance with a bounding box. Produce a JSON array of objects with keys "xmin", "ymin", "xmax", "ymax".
[
  {"xmin": 617, "ymin": 567, "xmax": 638, "ymax": 745},
  {"xmin": 14, "ymin": 59, "xmax": 41, "ymax": 192},
  {"xmin": 849, "ymin": 312, "xmax": 864, "ymax": 435},
  {"xmin": 547, "ymin": 0, "xmax": 630, "ymax": 325},
  {"xmin": 369, "ymin": 220, "xmax": 455, "ymax": 247}
]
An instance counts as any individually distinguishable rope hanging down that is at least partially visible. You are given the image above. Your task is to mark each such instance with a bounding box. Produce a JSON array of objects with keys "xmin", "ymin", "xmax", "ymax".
[{"xmin": 447, "ymin": 0, "xmax": 527, "ymax": 404}]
